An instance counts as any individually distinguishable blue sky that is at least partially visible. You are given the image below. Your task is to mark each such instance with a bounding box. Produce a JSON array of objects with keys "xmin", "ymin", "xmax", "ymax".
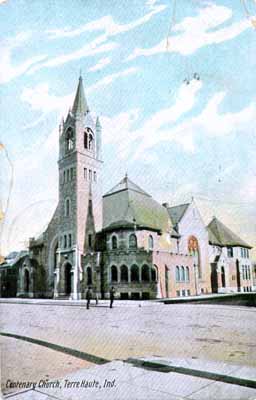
[{"xmin": 0, "ymin": 0, "xmax": 256, "ymax": 256}]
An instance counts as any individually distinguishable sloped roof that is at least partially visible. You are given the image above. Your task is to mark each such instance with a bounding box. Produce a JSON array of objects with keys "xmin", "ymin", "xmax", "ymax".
[
  {"xmin": 104, "ymin": 175, "xmax": 150, "ymax": 197},
  {"xmin": 207, "ymin": 217, "xmax": 252, "ymax": 248},
  {"xmin": 166, "ymin": 203, "xmax": 190, "ymax": 226},
  {"xmin": 72, "ymin": 76, "xmax": 89, "ymax": 115},
  {"xmin": 103, "ymin": 176, "xmax": 171, "ymax": 232}
]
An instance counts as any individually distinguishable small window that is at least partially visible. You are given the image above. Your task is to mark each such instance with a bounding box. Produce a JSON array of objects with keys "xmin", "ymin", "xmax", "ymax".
[
  {"xmin": 120, "ymin": 265, "xmax": 128, "ymax": 282},
  {"xmin": 176, "ymin": 290, "xmax": 180, "ymax": 297},
  {"xmin": 65, "ymin": 199, "xmax": 70, "ymax": 217},
  {"xmin": 187, "ymin": 289, "xmax": 191, "ymax": 296},
  {"xmin": 151, "ymin": 266, "xmax": 157, "ymax": 282},
  {"xmin": 94, "ymin": 171, "xmax": 97, "ymax": 182},
  {"xmin": 182, "ymin": 289, "xmax": 186, "ymax": 296},
  {"xmin": 227, "ymin": 247, "xmax": 233, "ymax": 258},
  {"xmin": 64, "ymin": 171, "xmax": 66, "ymax": 183},
  {"xmin": 175, "ymin": 266, "xmax": 180, "ymax": 282},
  {"xmin": 185, "ymin": 266, "xmax": 190, "ymax": 281},
  {"xmin": 181, "ymin": 266, "xmax": 185, "ymax": 281},
  {"xmin": 64, "ymin": 235, "xmax": 67, "ymax": 249},
  {"xmin": 112, "ymin": 236, "xmax": 118, "ymax": 250},
  {"xmin": 111, "ymin": 265, "xmax": 118, "ymax": 282},
  {"xmin": 131, "ymin": 265, "xmax": 139, "ymax": 282},
  {"xmin": 89, "ymin": 169, "xmax": 92, "ymax": 181},
  {"xmin": 88, "ymin": 234, "xmax": 92, "ymax": 248},
  {"xmin": 129, "ymin": 234, "xmax": 137, "ymax": 249},
  {"xmin": 71, "ymin": 168, "xmax": 73, "ymax": 180},
  {"xmin": 148, "ymin": 235, "xmax": 154, "ymax": 250},
  {"xmin": 142, "ymin": 265, "xmax": 150, "ymax": 282},
  {"xmin": 68, "ymin": 234, "xmax": 72, "ymax": 247},
  {"xmin": 84, "ymin": 168, "xmax": 87, "ymax": 180},
  {"xmin": 67, "ymin": 169, "xmax": 70, "ymax": 182}
]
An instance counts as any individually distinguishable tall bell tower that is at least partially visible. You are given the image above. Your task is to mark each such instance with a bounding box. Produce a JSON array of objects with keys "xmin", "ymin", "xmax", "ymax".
[{"xmin": 58, "ymin": 76, "xmax": 103, "ymax": 258}]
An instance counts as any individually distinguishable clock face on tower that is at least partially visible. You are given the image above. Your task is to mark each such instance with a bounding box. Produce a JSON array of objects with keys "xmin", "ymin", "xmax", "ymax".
[{"xmin": 84, "ymin": 127, "xmax": 94, "ymax": 151}]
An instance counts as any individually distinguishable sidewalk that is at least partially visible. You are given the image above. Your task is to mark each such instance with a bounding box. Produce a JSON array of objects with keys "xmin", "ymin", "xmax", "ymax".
[
  {"xmin": 0, "ymin": 298, "xmax": 163, "ymax": 308},
  {"xmin": 4, "ymin": 357, "xmax": 256, "ymax": 399}
]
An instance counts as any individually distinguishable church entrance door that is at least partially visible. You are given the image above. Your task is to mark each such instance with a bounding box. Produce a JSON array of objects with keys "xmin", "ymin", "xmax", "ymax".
[
  {"xmin": 210, "ymin": 264, "xmax": 218, "ymax": 293},
  {"xmin": 24, "ymin": 269, "xmax": 30, "ymax": 294},
  {"xmin": 64, "ymin": 263, "xmax": 72, "ymax": 295}
]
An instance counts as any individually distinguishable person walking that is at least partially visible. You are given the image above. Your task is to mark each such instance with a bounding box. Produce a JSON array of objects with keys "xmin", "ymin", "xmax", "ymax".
[
  {"xmin": 86, "ymin": 286, "xmax": 92, "ymax": 309},
  {"xmin": 110, "ymin": 286, "xmax": 115, "ymax": 309}
]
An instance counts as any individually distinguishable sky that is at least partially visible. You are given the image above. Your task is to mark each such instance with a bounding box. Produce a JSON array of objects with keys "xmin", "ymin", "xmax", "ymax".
[{"xmin": 0, "ymin": 0, "xmax": 256, "ymax": 257}]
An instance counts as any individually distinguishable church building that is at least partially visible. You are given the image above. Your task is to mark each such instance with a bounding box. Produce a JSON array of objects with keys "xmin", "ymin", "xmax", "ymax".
[{"xmin": 14, "ymin": 77, "xmax": 254, "ymax": 300}]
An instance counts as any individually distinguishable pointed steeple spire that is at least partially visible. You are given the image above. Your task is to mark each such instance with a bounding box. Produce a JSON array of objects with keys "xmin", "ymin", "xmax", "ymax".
[
  {"xmin": 96, "ymin": 116, "xmax": 101, "ymax": 127},
  {"xmin": 72, "ymin": 75, "xmax": 89, "ymax": 115}
]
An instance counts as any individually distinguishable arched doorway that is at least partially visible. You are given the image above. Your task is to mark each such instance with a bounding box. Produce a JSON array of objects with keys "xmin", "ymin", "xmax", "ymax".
[
  {"xmin": 64, "ymin": 263, "xmax": 72, "ymax": 295},
  {"xmin": 24, "ymin": 269, "xmax": 30, "ymax": 293},
  {"xmin": 211, "ymin": 264, "xmax": 218, "ymax": 293},
  {"xmin": 221, "ymin": 266, "xmax": 226, "ymax": 288}
]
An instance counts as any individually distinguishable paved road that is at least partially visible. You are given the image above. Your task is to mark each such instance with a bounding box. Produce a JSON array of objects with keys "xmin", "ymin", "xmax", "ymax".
[{"xmin": 1, "ymin": 300, "xmax": 255, "ymax": 395}]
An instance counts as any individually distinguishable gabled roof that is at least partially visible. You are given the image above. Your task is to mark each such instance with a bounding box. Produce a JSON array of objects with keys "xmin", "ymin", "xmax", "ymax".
[
  {"xmin": 72, "ymin": 76, "xmax": 89, "ymax": 115},
  {"xmin": 103, "ymin": 176, "xmax": 171, "ymax": 232},
  {"xmin": 166, "ymin": 203, "xmax": 190, "ymax": 226},
  {"xmin": 104, "ymin": 175, "xmax": 150, "ymax": 197},
  {"xmin": 207, "ymin": 217, "xmax": 252, "ymax": 248}
]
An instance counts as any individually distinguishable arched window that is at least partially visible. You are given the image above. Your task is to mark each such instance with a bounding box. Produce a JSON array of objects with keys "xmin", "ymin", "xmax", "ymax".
[
  {"xmin": 188, "ymin": 236, "xmax": 199, "ymax": 255},
  {"xmin": 131, "ymin": 265, "xmax": 139, "ymax": 282},
  {"xmin": 84, "ymin": 128, "xmax": 94, "ymax": 151},
  {"xmin": 65, "ymin": 199, "xmax": 70, "ymax": 217},
  {"xmin": 142, "ymin": 265, "xmax": 150, "ymax": 282},
  {"xmin": 111, "ymin": 265, "xmax": 118, "ymax": 282},
  {"xmin": 151, "ymin": 266, "xmax": 158, "ymax": 282},
  {"xmin": 112, "ymin": 235, "xmax": 118, "ymax": 250},
  {"xmin": 65, "ymin": 127, "xmax": 74, "ymax": 152},
  {"xmin": 54, "ymin": 242, "xmax": 58, "ymax": 269},
  {"xmin": 176, "ymin": 266, "xmax": 180, "ymax": 282},
  {"xmin": 148, "ymin": 235, "xmax": 154, "ymax": 250},
  {"xmin": 188, "ymin": 236, "xmax": 201, "ymax": 278},
  {"xmin": 120, "ymin": 265, "xmax": 128, "ymax": 282},
  {"xmin": 87, "ymin": 267, "xmax": 92, "ymax": 286},
  {"xmin": 129, "ymin": 234, "xmax": 137, "ymax": 249},
  {"xmin": 185, "ymin": 266, "xmax": 190, "ymax": 281},
  {"xmin": 181, "ymin": 266, "xmax": 185, "ymax": 281}
]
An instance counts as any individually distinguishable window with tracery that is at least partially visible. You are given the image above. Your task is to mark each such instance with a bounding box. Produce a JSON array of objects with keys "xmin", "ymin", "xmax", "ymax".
[{"xmin": 84, "ymin": 128, "xmax": 94, "ymax": 151}]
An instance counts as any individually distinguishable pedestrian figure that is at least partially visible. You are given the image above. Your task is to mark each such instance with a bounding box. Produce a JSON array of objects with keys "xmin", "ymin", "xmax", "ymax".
[
  {"xmin": 110, "ymin": 286, "xmax": 115, "ymax": 308},
  {"xmin": 86, "ymin": 286, "xmax": 92, "ymax": 309}
]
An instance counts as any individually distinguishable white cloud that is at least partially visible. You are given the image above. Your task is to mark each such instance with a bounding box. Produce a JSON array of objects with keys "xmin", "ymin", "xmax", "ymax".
[
  {"xmin": 46, "ymin": 3, "xmax": 166, "ymax": 40},
  {"xmin": 28, "ymin": 35, "xmax": 118, "ymax": 74},
  {"xmin": 88, "ymin": 67, "xmax": 139, "ymax": 93},
  {"xmin": 101, "ymin": 76, "xmax": 256, "ymax": 162},
  {"xmin": 0, "ymin": 32, "xmax": 47, "ymax": 84},
  {"xmin": 29, "ymin": 2, "xmax": 166, "ymax": 75},
  {"xmin": 21, "ymin": 66, "xmax": 139, "ymax": 132},
  {"xmin": 127, "ymin": 3, "xmax": 250, "ymax": 60},
  {"xmin": 88, "ymin": 57, "xmax": 111, "ymax": 72}
]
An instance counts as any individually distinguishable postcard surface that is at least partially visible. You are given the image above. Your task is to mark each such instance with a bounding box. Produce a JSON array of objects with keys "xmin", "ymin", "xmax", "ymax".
[{"xmin": 0, "ymin": 1, "xmax": 256, "ymax": 399}]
